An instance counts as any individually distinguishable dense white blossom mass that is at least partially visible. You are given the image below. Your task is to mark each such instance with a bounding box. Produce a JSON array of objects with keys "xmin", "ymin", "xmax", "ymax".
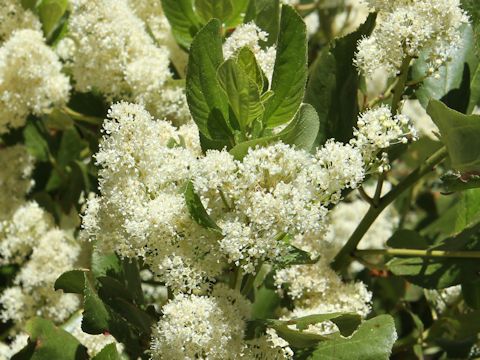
[
  {"xmin": 355, "ymin": 0, "xmax": 469, "ymax": 77},
  {"xmin": 0, "ymin": 146, "xmax": 80, "ymax": 326},
  {"xmin": 0, "ymin": 29, "xmax": 70, "ymax": 134},
  {"xmin": 66, "ymin": 0, "xmax": 189, "ymax": 123},
  {"xmin": 79, "ymin": 99, "xmax": 418, "ymax": 357},
  {"xmin": 0, "ymin": 0, "xmax": 41, "ymax": 43},
  {"xmin": 82, "ymin": 102, "xmax": 374, "ymax": 293},
  {"xmin": 0, "ymin": 1, "xmax": 448, "ymax": 357}
]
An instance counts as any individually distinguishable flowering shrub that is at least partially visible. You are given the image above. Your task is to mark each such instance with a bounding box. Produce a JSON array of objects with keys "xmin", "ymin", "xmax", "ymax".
[{"xmin": 1, "ymin": 0, "xmax": 480, "ymax": 359}]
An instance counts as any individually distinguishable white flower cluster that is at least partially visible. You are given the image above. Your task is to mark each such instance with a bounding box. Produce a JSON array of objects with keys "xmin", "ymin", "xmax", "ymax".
[
  {"xmin": 351, "ymin": 105, "xmax": 417, "ymax": 172},
  {"xmin": 0, "ymin": 146, "xmax": 80, "ymax": 326},
  {"xmin": 150, "ymin": 284, "xmax": 250, "ymax": 359},
  {"xmin": 425, "ymin": 285, "xmax": 462, "ymax": 314},
  {"xmin": 66, "ymin": 0, "xmax": 189, "ymax": 123},
  {"xmin": 355, "ymin": 0, "xmax": 469, "ymax": 77},
  {"xmin": 0, "ymin": 229, "xmax": 81, "ymax": 324},
  {"xmin": 0, "ymin": 0, "xmax": 41, "ymax": 43},
  {"xmin": 83, "ymin": 102, "xmax": 368, "ymax": 293},
  {"xmin": 223, "ymin": 22, "xmax": 277, "ymax": 82},
  {"xmin": 150, "ymin": 284, "xmax": 292, "ymax": 359},
  {"xmin": 0, "ymin": 29, "xmax": 70, "ymax": 134},
  {"xmin": 275, "ymin": 259, "xmax": 372, "ymax": 334},
  {"xmin": 128, "ymin": 0, "xmax": 188, "ymax": 73},
  {"xmin": 79, "ymin": 102, "xmax": 387, "ymax": 358}
]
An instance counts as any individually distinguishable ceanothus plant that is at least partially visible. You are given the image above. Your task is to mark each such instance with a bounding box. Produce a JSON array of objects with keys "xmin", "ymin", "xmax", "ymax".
[{"xmin": 1, "ymin": 0, "xmax": 480, "ymax": 359}]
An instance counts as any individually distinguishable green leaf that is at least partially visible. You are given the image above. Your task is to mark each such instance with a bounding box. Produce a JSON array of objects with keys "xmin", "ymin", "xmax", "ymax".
[
  {"xmin": 76, "ymin": 253, "xmax": 152, "ymax": 358},
  {"xmin": 82, "ymin": 274, "xmax": 111, "ymax": 334},
  {"xmin": 278, "ymin": 103, "xmax": 320, "ymax": 152},
  {"xmin": 462, "ymin": 281, "xmax": 480, "ymax": 309},
  {"xmin": 267, "ymin": 320, "xmax": 328, "ymax": 348},
  {"xmin": 91, "ymin": 252, "xmax": 123, "ymax": 280},
  {"xmin": 462, "ymin": 0, "xmax": 480, "ymax": 50},
  {"xmin": 413, "ymin": 24, "xmax": 477, "ymax": 114},
  {"xmin": 251, "ymin": 286, "xmax": 281, "ymax": 321},
  {"xmin": 54, "ymin": 269, "xmax": 87, "ymax": 294},
  {"xmin": 244, "ymin": 0, "xmax": 280, "ymax": 46},
  {"xmin": 92, "ymin": 344, "xmax": 121, "ymax": 360},
  {"xmin": 309, "ymin": 315, "xmax": 397, "ymax": 360},
  {"xmin": 23, "ymin": 121, "xmax": 50, "ymax": 162},
  {"xmin": 184, "ymin": 181, "xmax": 221, "ymax": 231},
  {"xmin": 463, "ymin": 0, "xmax": 480, "ymax": 114},
  {"xmin": 304, "ymin": 48, "xmax": 336, "ymax": 147},
  {"xmin": 225, "ymin": 0, "xmax": 249, "ymax": 27},
  {"xmin": 12, "ymin": 317, "xmax": 88, "ymax": 360},
  {"xmin": 121, "ymin": 257, "xmax": 145, "ymax": 306},
  {"xmin": 107, "ymin": 297, "xmax": 154, "ymax": 333},
  {"xmin": 186, "ymin": 19, "xmax": 233, "ymax": 148},
  {"xmin": 97, "ymin": 276, "xmax": 133, "ymax": 302},
  {"xmin": 440, "ymin": 172, "xmax": 480, "ymax": 192},
  {"xmin": 91, "ymin": 252, "xmax": 144, "ymax": 305},
  {"xmin": 43, "ymin": 109, "xmax": 74, "ymax": 130},
  {"xmin": 427, "ymin": 100, "xmax": 480, "ymax": 172},
  {"xmin": 453, "ymin": 188, "xmax": 480, "ymax": 231},
  {"xmin": 161, "ymin": 0, "xmax": 202, "ymax": 49},
  {"xmin": 284, "ymin": 313, "xmax": 362, "ymax": 337},
  {"xmin": 21, "ymin": 0, "xmax": 38, "ymax": 10},
  {"xmin": 387, "ymin": 223, "xmax": 480, "ymax": 289},
  {"xmin": 37, "ymin": 0, "xmax": 68, "ymax": 38},
  {"xmin": 327, "ymin": 13, "xmax": 376, "ymax": 142},
  {"xmin": 278, "ymin": 329, "xmax": 328, "ymax": 349},
  {"xmin": 229, "ymin": 103, "xmax": 320, "ymax": 159},
  {"xmin": 263, "ymin": 5, "xmax": 307, "ymax": 128},
  {"xmin": 426, "ymin": 309, "xmax": 480, "ymax": 358},
  {"xmin": 387, "ymin": 229, "xmax": 430, "ymax": 250},
  {"xmin": 57, "ymin": 128, "xmax": 88, "ymax": 168},
  {"xmin": 237, "ymin": 47, "xmax": 264, "ymax": 91},
  {"xmin": 275, "ymin": 243, "xmax": 317, "ymax": 268},
  {"xmin": 217, "ymin": 58, "xmax": 263, "ymax": 132},
  {"xmin": 195, "ymin": 0, "xmax": 233, "ymax": 23}
]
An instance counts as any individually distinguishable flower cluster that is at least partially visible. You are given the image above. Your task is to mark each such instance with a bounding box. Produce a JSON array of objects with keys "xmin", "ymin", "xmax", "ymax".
[
  {"xmin": 275, "ymin": 259, "xmax": 372, "ymax": 334},
  {"xmin": 83, "ymin": 102, "xmax": 370, "ymax": 293},
  {"xmin": 0, "ymin": 146, "xmax": 80, "ymax": 327},
  {"xmin": 65, "ymin": 0, "xmax": 188, "ymax": 123},
  {"xmin": 0, "ymin": 29, "xmax": 70, "ymax": 134},
  {"xmin": 0, "ymin": 0, "xmax": 41, "ymax": 43},
  {"xmin": 79, "ymin": 99, "xmax": 416, "ymax": 357},
  {"xmin": 150, "ymin": 284, "xmax": 250, "ymax": 359},
  {"xmin": 355, "ymin": 0, "xmax": 469, "ymax": 77},
  {"xmin": 351, "ymin": 105, "xmax": 417, "ymax": 172}
]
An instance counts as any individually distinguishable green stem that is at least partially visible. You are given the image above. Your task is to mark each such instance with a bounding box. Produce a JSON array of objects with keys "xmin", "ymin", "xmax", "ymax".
[
  {"xmin": 391, "ymin": 56, "xmax": 413, "ymax": 115},
  {"xmin": 62, "ymin": 106, "xmax": 104, "ymax": 126},
  {"xmin": 229, "ymin": 266, "xmax": 239, "ymax": 289},
  {"xmin": 358, "ymin": 186, "xmax": 376, "ymax": 207},
  {"xmin": 331, "ymin": 146, "xmax": 448, "ymax": 271},
  {"xmin": 241, "ymin": 274, "xmax": 256, "ymax": 296},
  {"xmin": 235, "ymin": 268, "xmax": 243, "ymax": 292},
  {"xmin": 355, "ymin": 248, "xmax": 480, "ymax": 259},
  {"xmin": 373, "ymin": 173, "xmax": 385, "ymax": 206},
  {"xmin": 219, "ymin": 189, "xmax": 232, "ymax": 210},
  {"xmin": 365, "ymin": 78, "xmax": 398, "ymax": 110}
]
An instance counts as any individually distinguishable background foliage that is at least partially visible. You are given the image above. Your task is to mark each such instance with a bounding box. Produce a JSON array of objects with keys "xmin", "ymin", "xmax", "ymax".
[{"xmin": 2, "ymin": 0, "xmax": 480, "ymax": 359}]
